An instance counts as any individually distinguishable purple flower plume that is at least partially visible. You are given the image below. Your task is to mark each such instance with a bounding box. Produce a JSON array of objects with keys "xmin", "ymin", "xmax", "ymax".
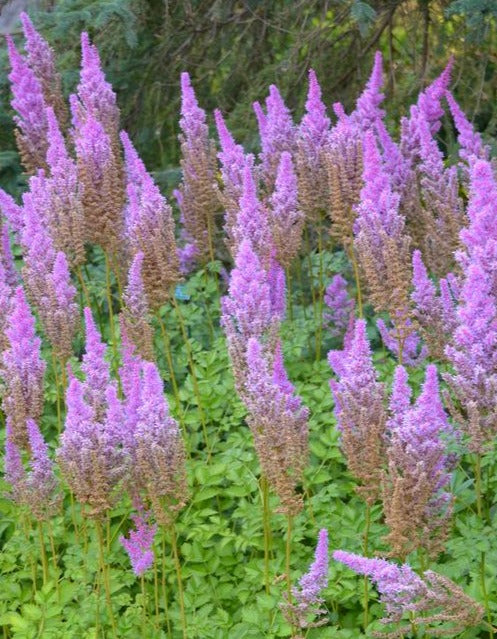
[
  {"xmin": 323, "ymin": 274, "xmax": 354, "ymax": 338},
  {"xmin": 120, "ymin": 507, "xmax": 157, "ymax": 576}
]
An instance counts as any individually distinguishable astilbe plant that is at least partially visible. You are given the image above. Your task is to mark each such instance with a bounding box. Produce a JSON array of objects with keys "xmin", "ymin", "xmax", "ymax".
[
  {"xmin": 323, "ymin": 274, "xmax": 354, "ymax": 339},
  {"xmin": 19, "ymin": 12, "xmax": 66, "ymax": 126},
  {"xmin": 281, "ymin": 528, "xmax": 329, "ymax": 634},
  {"xmin": 1, "ymin": 286, "xmax": 46, "ymax": 449},
  {"xmin": 328, "ymin": 318, "xmax": 386, "ymax": 505},
  {"xmin": 6, "ymin": 35, "xmax": 49, "ymax": 173},
  {"xmin": 57, "ymin": 309, "xmax": 127, "ymax": 518},
  {"xmin": 382, "ymin": 365, "xmax": 454, "ymax": 559},
  {"xmin": 411, "ymin": 250, "xmax": 458, "ymax": 361},
  {"xmin": 119, "ymin": 504, "xmax": 157, "ymax": 577},
  {"xmin": 5, "ymin": 418, "xmax": 60, "ymax": 520},
  {"xmin": 214, "ymin": 109, "xmax": 254, "ymax": 249},
  {"xmin": 254, "ymin": 84, "xmax": 295, "ymax": 193},
  {"xmin": 177, "ymin": 72, "xmax": 220, "ymax": 264},
  {"xmin": 122, "ymin": 251, "xmax": 155, "ymax": 362},
  {"xmin": 244, "ymin": 337, "xmax": 308, "ymax": 515},
  {"xmin": 269, "ymin": 151, "xmax": 305, "ymax": 270},
  {"xmin": 445, "ymin": 159, "xmax": 497, "ymax": 451},
  {"xmin": 445, "ymin": 91, "xmax": 489, "ymax": 167},
  {"xmin": 333, "ymin": 551, "xmax": 484, "ymax": 638},
  {"xmin": 295, "ymin": 69, "xmax": 331, "ymax": 222},
  {"xmin": 354, "ymin": 132, "xmax": 414, "ymax": 364},
  {"xmin": 121, "ymin": 131, "xmax": 180, "ymax": 309}
]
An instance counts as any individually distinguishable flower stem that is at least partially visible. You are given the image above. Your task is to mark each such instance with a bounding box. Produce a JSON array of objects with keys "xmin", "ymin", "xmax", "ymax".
[
  {"xmin": 95, "ymin": 519, "xmax": 118, "ymax": 639},
  {"xmin": 474, "ymin": 456, "xmax": 494, "ymax": 638},
  {"xmin": 170, "ymin": 524, "xmax": 187, "ymax": 639},
  {"xmin": 260, "ymin": 476, "xmax": 272, "ymax": 595},
  {"xmin": 38, "ymin": 521, "xmax": 49, "ymax": 586},
  {"xmin": 363, "ymin": 503, "xmax": 371, "ymax": 631},
  {"xmin": 160, "ymin": 536, "xmax": 172, "ymax": 638}
]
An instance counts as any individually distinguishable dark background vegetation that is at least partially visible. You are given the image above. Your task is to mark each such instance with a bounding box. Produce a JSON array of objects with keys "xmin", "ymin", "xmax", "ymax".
[{"xmin": 1, "ymin": 0, "xmax": 496, "ymax": 195}]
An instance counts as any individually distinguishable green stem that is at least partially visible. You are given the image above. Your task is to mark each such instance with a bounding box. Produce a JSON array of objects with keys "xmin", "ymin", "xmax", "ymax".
[
  {"xmin": 22, "ymin": 515, "xmax": 37, "ymax": 596},
  {"xmin": 261, "ymin": 476, "xmax": 272, "ymax": 595},
  {"xmin": 141, "ymin": 575, "xmax": 147, "ymax": 637},
  {"xmin": 474, "ymin": 456, "xmax": 494, "ymax": 638},
  {"xmin": 104, "ymin": 252, "xmax": 119, "ymax": 371},
  {"xmin": 153, "ymin": 556, "xmax": 160, "ymax": 629},
  {"xmin": 286, "ymin": 514, "xmax": 296, "ymax": 638},
  {"xmin": 96, "ymin": 519, "xmax": 118, "ymax": 639},
  {"xmin": 315, "ymin": 226, "xmax": 325, "ymax": 361},
  {"xmin": 363, "ymin": 504, "xmax": 371, "ymax": 631},
  {"xmin": 38, "ymin": 521, "xmax": 49, "ymax": 586},
  {"xmin": 51, "ymin": 353, "xmax": 62, "ymax": 434},
  {"xmin": 47, "ymin": 520, "xmax": 60, "ymax": 601},
  {"xmin": 170, "ymin": 524, "xmax": 187, "ymax": 639},
  {"xmin": 286, "ymin": 268, "xmax": 294, "ymax": 322},
  {"xmin": 161, "ymin": 537, "xmax": 173, "ymax": 638},
  {"xmin": 349, "ymin": 246, "xmax": 363, "ymax": 319}
]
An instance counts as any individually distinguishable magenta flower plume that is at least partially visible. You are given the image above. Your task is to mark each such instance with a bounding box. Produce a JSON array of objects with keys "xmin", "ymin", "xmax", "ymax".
[
  {"xmin": 387, "ymin": 365, "xmax": 411, "ymax": 432},
  {"xmin": 0, "ymin": 262, "xmax": 13, "ymax": 352},
  {"xmin": 178, "ymin": 71, "xmax": 219, "ymax": 263},
  {"xmin": 376, "ymin": 319, "xmax": 427, "ymax": 367},
  {"xmin": 1, "ymin": 286, "xmax": 45, "ymax": 449},
  {"xmin": 121, "ymin": 131, "xmax": 180, "ymax": 308},
  {"xmin": 296, "ymin": 69, "xmax": 331, "ymax": 221},
  {"xmin": 4, "ymin": 419, "xmax": 25, "ymax": 504},
  {"xmin": 75, "ymin": 113, "xmax": 123, "ymax": 250},
  {"xmin": 334, "ymin": 551, "xmax": 426, "ymax": 622},
  {"xmin": 0, "ymin": 189, "xmax": 24, "ymax": 234},
  {"xmin": 299, "ymin": 70, "xmax": 330, "ymax": 150},
  {"xmin": 333, "ymin": 551, "xmax": 483, "ymax": 634},
  {"xmin": 244, "ymin": 337, "xmax": 308, "ymax": 515},
  {"xmin": 352, "ymin": 50, "xmax": 385, "ymax": 129},
  {"xmin": 122, "ymin": 251, "xmax": 155, "ymax": 361},
  {"xmin": 6, "ymin": 35, "xmax": 48, "ymax": 172},
  {"xmin": 411, "ymin": 250, "xmax": 457, "ymax": 359},
  {"xmin": 256, "ymin": 84, "xmax": 295, "ymax": 190},
  {"xmin": 215, "ymin": 109, "xmax": 255, "ymax": 247},
  {"xmin": 82, "ymin": 307, "xmax": 111, "ymax": 418},
  {"xmin": 417, "ymin": 57, "xmax": 453, "ymax": 134},
  {"xmin": 58, "ymin": 375, "xmax": 128, "ymax": 518},
  {"xmin": 134, "ymin": 362, "xmax": 187, "ymax": 524},
  {"xmin": 19, "ymin": 12, "xmax": 66, "ymax": 125},
  {"xmin": 445, "ymin": 92, "xmax": 489, "ymax": 165},
  {"xmin": 383, "ymin": 365, "xmax": 453, "ymax": 557},
  {"xmin": 120, "ymin": 508, "xmax": 157, "ymax": 576},
  {"xmin": 45, "ymin": 106, "xmax": 85, "ymax": 265},
  {"xmin": 268, "ymin": 258, "xmax": 286, "ymax": 322},
  {"xmin": 1, "ymin": 223, "xmax": 18, "ymax": 290},
  {"xmin": 269, "ymin": 151, "xmax": 304, "ymax": 268},
  {"xmin": 323, "ymin": 274, "xmax": 354, "ymax": 338},
  {"xmin": 77, "ymin": 32, "xmax": 119, "ymax": 136},
  {"xmin": 232, "ymin": 162, "xmax": 272, "ymax": 262},
  {"xmin": 282, "ymin": 529, "xmax": 329, "ymax": 630},
  {"xmin": 328, "ymin": 319, "xmax": 386, "ymax": 503},
  {"xmin": 24, "ymin": 418, "xmax": 60, "ymax": 519}
]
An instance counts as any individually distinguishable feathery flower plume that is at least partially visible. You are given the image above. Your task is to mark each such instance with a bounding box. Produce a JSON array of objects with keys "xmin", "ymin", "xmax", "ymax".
[
  {"xmin": 295, "ymin": 69, "xmax": 330, "ymax": 221},
  {"xmin": 134, "ymin": 362, "xmax": 188, "ymax": 526},
  {"xmin": 74, "ymin": 114, "xmax": 124, "ymax": 251},
  {"xmin": 121, "ymin": 131, "xmax": 180, "ymax": 308},
  {"xmin": 178, "ymin": 72, "xmax": 219, "ymax": 263},
  {"xmin": 232, "ymin": 162, "xmax": 272, "ymax": 262},
  {"xmin": 45, "ymin": 107, "xmax": 85, "ymax": 266},
  {"xmin": 6, "ymin": 35, "xmax": 48, "ymax": 173},
  {"xmin": 269, "ymin": 152, "xmax": 304, "ymax": 269},
  {"xmin": 244, "ymin": 337, "xmax": 308, "ymax": 515},
  {"xmin": 282, "ymin": 529, "xmax": 329, "ymax": 631},
  {"xmin": 122, "ymin": 251, "xmax": 155, "ymax": 361},
  {"xmin": 0, "ymin": 262, "xmax": 13, "ymax": 353},
  {"xmin": 351, "ymin": 51, "xmax": 385, "ymax": 129},
  {"xmin": 324, "ymin": 115, "xmax": 363, "ymax": 249},
  {"xmin": 255, "ymin": 85, "xmax": 295, "ymax": 191},
  {"xmin": 20, "ymin": 12, "xmax": 66, "ymax": 125},
  {"xmin": 81, "ymin": 307, "xmax": 111, "ymax": 419},
  {"xmin": 376, "ymin": 319, "xmax": 427, "ymax": 367},
  {"xmin": 221, "ymin": 239, "xmax": 278, "ymax": 394},
  {"xmin": 120, "ymin": 506, "xmax": 157, "ymax": 576},
  {"xmin": 354, "ymin": 132, "xmax": 413, "ymax": 362},
  {"xmin": 328, "ymin": 319, "xmax": 386, "ymax": 504},
  {"xmin": 215, "ymin": 109, "xmax": 255, "ymax": 246},
  {"xmin": 411, "ymin": 250, "xmax": 457, "ymax": 360},
  {"xmin": 445, "ymin": 91, "xmax": 489, "ymax": 165},
  {"xmin": 58, "ymin": 376, "xmax": 128, "ymax": 518},
  {"xmin": 333, "ymin": 551, "xmax": 484, "ymax": 636},
  {"xmin": 1, "ymin": 287, "xmax": 45, "ymax": 449},
  {"xmin": 1, "ymin": 223, "xmax": 18, "ymax": 290},
  {"xmin": 77, "ymin": 32, "xmax": 120, "ymax": 138},
  {"xmin": 323, "ymin": 274, "xmax": 354, "ymax": 338},
  {"xmin": 4, "ymin": 418, "xmax": 60, "ymax": 520},
  {"xmin": 0, "ymin": 189, "xmax": 24, "ymax": 234},
  {"xmin": 445, "ymin": 160, "xmax": 497, "ymax": 451},
  {"xmin": 383, "ymin": 365, "xmax": 453, "ymax": 558}
]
